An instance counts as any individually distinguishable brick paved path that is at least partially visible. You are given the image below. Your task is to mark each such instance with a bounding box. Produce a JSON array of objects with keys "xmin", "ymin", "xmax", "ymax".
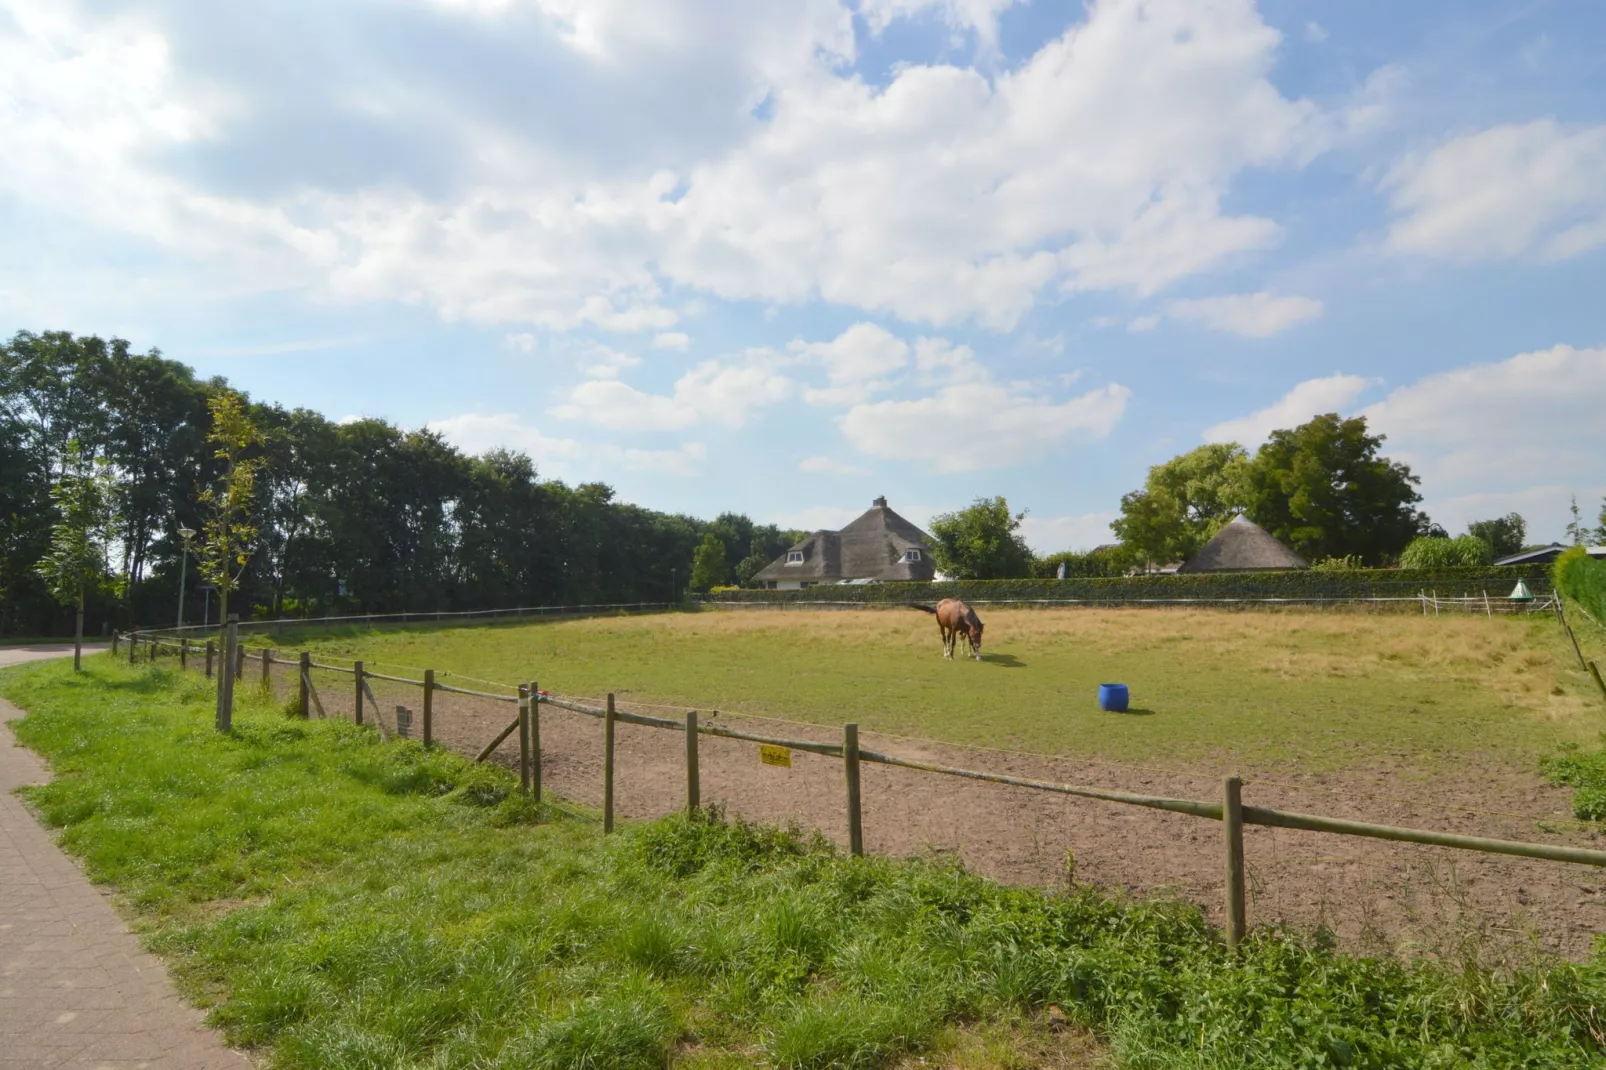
[{"xmin": 1, "ymin": 646, "xmax": 253, "ymax": 1069}]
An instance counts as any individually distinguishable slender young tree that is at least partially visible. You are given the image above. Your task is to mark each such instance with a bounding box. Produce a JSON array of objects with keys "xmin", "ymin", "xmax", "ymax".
[
  {"xmin": 195, "ymin": 392, "xmax": 264, "ymax": 629},
  {"xmin": 36, "ymin": 441, "xmax": 118, "ymax": 670}
]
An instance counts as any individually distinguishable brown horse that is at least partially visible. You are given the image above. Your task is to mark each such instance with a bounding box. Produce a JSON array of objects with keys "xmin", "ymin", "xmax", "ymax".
[{"xmin": 911, "ymin": 600, "xmax": 984, "ymax": 661}]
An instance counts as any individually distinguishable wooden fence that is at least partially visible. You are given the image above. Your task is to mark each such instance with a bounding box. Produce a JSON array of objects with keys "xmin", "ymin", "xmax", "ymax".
[{"xmin": 116, "ymin": 624, "xmax": 1606, "ymax": 949}]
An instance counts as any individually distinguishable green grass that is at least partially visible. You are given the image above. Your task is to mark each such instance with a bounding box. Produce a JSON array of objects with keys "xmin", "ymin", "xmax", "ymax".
[
  {"xmin": 261, "ymin": 607, "xmax": 1601, "ymax": 773},
  {"xmin": 5, "ymin": 656, "xmax": 1606, "ymax": 1068}
]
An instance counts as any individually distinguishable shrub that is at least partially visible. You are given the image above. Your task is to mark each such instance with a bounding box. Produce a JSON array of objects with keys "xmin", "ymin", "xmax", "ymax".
[
  {"xmin": 1399, "ymin": 535, "xmax": 1493, "ymax": 568},
  {"xmin": 1554, "ymin": 545, "xmax": 1606, "ymax": 627}
]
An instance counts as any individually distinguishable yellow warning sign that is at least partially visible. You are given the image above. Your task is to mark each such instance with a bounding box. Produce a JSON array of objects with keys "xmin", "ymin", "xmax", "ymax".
[{"xmin": 759, "ymin": 744, "xmax": 792, "ymax": 768}]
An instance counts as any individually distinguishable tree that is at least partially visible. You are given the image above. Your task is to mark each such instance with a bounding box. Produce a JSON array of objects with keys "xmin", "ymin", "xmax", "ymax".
[
  {"xmin": 1465, "ymin": 513, "xmax": 1526, "ymax": 559},
  {"xmin": 1112, "ymin": 443, "xmax": 1247, "ymax": 565},
  {"xmin": 1233, "ymin": 414, "xmax": 1425, "ymax": 565},
  {"xmin": 1566, "ymin": 496, "xmax": 1590, "ymax": 546},
  {"xmin": 196, "ymin": 392, "xmax": 264, "ymax": 628},
  {"xmin": 689, "ymin": 533, "xmax": 728, "ymax": 592},
  {"xmin": 929, "ymin": 497, "xmax": 1034, "ymax": 579},
  {"xmin": 35, "ymin": 442, "xmax": 118, "ymax": 670}
]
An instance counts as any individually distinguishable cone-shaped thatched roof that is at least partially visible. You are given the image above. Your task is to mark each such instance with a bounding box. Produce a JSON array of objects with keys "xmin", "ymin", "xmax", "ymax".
[
  {"xmin": 1176, "ymin": 515, "xmax": 1308, "ymax": 573},
  {"xmin": 753, "ymin": 497, "xmax": 935, "ymax": 583}
]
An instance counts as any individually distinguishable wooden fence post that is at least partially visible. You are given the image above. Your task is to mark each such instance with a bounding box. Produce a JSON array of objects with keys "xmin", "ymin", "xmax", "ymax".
[
  {"xmin": 216, "ymin": 616, "xmax": 238, "ymax": 733},
  {"xmin": 685, "ymin": 710, "xmax": 700, "ymax": 815},
  {"xmin": 179, "ymin": 638, "xmax": 187, "ymax": 669},
  {"xmin": 518, "ymin": 685, "xmax": 531, "ymax": 794},
  {"xmin": 261, "ymin": 648, "xmax": 271, "ymax": 689},
  {"xmin": 844, "ymin": 723, "xmax": 864, "ymax": 857},
  {"xmin": 422, "ymin": 669, "xmax": 434, "ymax": 748},
  {"xmin": 1589, "ymin": 661, "xmax": 1606, "ymax": 704},
  {"xmin": 234, "ymin": 642, "xmax": 244, "ymax": 680},
  {"xmin": 1223, "ymin": 775, "xmax": 1246, "ymax": 949},
  {"xmin": 298, "ymin": 653, "xmax": 311, "ymax": 717},
  {"xmin": 354, "ymin": 661, "xmax": 364, "ymax": 725},
  {"xmin": 149, "ymin": 635, "xmax": 158, "ymax": 662},
  {"xmin": 129, "ymin": 633, "xmax": 137, "ymax": 664},
  {"xmin": 604, "ymin": 693, "xmax": 616, "ymax": 833},
  {"xmin": 111, "ymin": 631, "xmax": 120, "ymax": 656},
  {"xmin": 205, "ymin": 640, "xmax": 214, "ymax": 679},
  {"xmin": 529, "ymin": 681, "xmax": 541, "ymax": 802}
]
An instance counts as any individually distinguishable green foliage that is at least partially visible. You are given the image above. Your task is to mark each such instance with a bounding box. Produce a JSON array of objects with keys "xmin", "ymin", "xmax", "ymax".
[
  {"xmin": 1399, "ymin": 535, "xmax": 1493, "ymax": 569},
  {"xmin": 929, "ymin": 497, "xmax": 1034, "ymax": 579},
  {"xmin": 1467, "ymin": 513, "xmax": 1527, "ymax": 559},
  {"xmin": 1554, "ymin": 546, "xmax": 1606, "ymax": 627},
  {"xmin": 1033, "ymin": 546, "xmax": 1129, "ymax": 579},
  {"xmin": 1234, "ymin": 414, "xmax": 1426, "ymax": 565},
  {"xmin": 1111, "ymin": 443, "xmax": 1246, "ymax": 565},
  {"xmin": 1541, "ymin": 745, "xmax": 1606, "ymax": 821},
  {"xmin": 689, "ymin": 532, "xmax": 729, "ymax": 593},
  {"xmin": 1308, "ymin": 554, "xmax": 1365, "ymax": 572},
  {"xmin": 197, "ymin": 391, "xmax": 264, "ymax": 624},
  {"xmin": 4, "ymin": 658, "xmax": 1605, "ymax": 1069},
  {"xmin": 35, "ymin": 440, "xmax": 120, "ymax": 609}
]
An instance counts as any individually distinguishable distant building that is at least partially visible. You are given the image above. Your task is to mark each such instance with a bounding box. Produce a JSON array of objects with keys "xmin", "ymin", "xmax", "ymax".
[
  {"xmin": 1493, "ymin": 543, "xmax": 1606, "ymax": 567},
  {"xmin": 752, "ymin": 497, "xmax": 935, "ymax": 589},
  {"xmin": 1175, "ymin": 515, "xmax": 1308, "ymax": 573}
]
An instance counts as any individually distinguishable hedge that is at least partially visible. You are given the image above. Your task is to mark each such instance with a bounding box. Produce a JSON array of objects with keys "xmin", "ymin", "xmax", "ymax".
[
  {"xmin": 1555, "ymin": 547, "xmax": 1606, "ymax": 627},
  {"xmin": 700, "ymin": 566, "xmax": 1552, "ymax": 606}
]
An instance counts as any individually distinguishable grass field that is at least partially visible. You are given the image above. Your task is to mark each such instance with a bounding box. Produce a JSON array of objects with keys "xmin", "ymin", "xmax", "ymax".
[
  {"xmin": 266, "ymin": 607, "xmax": 1603, "ymax": 775},
  {"xmin": 4, "ymin": 657, "xmax": 1605, "ymax": 1068}
]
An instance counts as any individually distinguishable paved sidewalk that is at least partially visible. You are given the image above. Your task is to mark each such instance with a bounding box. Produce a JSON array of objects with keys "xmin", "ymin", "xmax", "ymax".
[{"xmin": 1, "ymin": 647, "xmax": 253, "ymax": 1069}]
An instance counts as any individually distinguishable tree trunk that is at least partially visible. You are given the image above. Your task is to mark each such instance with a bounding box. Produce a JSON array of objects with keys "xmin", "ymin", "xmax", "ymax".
[{"xmin": 74, "ymin": 585, "xmax": 84, "ymax": 672}]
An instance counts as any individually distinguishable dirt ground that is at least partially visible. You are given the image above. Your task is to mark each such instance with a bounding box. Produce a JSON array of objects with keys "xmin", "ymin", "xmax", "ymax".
[{"xmin": 289, "ymin": 660, "xmax": 1606, "ymax": 964}]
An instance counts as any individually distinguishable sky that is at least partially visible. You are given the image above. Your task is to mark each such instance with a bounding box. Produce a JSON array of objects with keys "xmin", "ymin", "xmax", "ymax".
[{"xmin": 3, "ymin": 0, "xmax": 1605, "ymax": 550}]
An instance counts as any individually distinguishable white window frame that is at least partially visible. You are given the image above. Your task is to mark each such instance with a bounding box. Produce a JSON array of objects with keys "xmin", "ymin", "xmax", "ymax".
[
  {"xmin": 903, "ymin": 549, "xmax": 922, "ymax": 563},
  {"xmin": 786, "ymin": 550, "xmax": 805, "ymax": 564}
]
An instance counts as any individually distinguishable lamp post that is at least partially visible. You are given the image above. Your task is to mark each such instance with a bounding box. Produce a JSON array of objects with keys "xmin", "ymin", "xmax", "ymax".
[{"xmin": 177, "ymin": 526, "xmax": 196, "ymax": 630}]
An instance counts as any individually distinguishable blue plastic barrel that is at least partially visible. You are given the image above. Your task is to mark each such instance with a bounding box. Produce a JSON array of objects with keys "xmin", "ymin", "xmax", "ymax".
[{"xmin": 1098, "ymin": 683, "xmax": 1129, "ymax": 712}]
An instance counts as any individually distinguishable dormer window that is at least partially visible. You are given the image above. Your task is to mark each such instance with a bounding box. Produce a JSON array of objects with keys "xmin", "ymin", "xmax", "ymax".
[
  {"xmin": 786, "ymin": 551, "xmax": 805, "ymax": 564},
  {"xmin": 903, "ymin": 549, "xmax": 922, "ymax": 563}
]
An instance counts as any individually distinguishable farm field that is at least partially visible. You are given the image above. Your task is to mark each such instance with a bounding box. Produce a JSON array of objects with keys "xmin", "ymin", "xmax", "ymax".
[
  {"xmin": 250, "ymin": 607, "xmax": 1606, "ymax": 959},
  {"xmin": 272, "ymin": 606, "xmax": 1602, "ymax": 775}
]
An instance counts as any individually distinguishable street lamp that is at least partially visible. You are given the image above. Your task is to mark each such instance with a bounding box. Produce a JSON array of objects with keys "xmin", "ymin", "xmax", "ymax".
[{"xmin": 177, "ymin": 526, "xmax": 196, "ymax": 630}]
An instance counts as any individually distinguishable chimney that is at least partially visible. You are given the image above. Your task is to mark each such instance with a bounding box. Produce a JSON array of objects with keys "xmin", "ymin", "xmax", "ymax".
[{"xmin": 872, "ymin": 496, "xmax": 887, "ymax": 508}]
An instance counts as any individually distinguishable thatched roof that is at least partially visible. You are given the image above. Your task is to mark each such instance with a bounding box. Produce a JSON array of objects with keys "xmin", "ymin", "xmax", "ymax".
[
  {"xmin": 753, "ymin": 497, "xmax": 936, "ymax": 583},
  {"xmin": 1176, "ymin": 515, "xmax": 1308, "ymax": 573}
]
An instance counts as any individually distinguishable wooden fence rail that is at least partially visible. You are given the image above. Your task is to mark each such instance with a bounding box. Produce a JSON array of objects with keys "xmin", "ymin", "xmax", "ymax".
[{"xmin": 128, "ymin": 627, "xmax": 1606, "ymax": 949}]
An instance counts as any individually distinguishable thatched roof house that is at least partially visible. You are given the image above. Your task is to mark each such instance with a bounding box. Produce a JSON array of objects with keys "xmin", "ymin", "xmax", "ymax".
[
  {"xmin": 753, "ymin": 497, "xmax": 935, "ymax": 589},
  {"xmin": 1176, "ymin": 515, "xmax": 1308, "ymax": 573}
]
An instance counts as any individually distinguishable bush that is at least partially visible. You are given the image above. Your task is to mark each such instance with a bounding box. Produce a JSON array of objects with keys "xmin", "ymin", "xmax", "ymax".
[
  {"xmin": 1554, "ymin": 546, "xmax": 1606, "ymax": 627},
  {"xmin": 1399, "ymin": 535, "xmax": 1493, "ymax": 568},
  {"xmin": 1033, "ymin": 547, "xmax": 1128, "ymax": 579},
  {"xmin": 1541, "ymin": 745, "xmax": 1606, "ymax": 821}
]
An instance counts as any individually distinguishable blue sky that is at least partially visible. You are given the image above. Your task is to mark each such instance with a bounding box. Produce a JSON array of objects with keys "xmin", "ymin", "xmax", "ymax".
[{"xmin": 3, "ymin": 0, "xmax": 1604, "ymax": 548}]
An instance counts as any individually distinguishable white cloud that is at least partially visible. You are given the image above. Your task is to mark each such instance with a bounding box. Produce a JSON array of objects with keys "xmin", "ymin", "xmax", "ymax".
[
  {"xmin": 1166, "ymin": 291, "xmax": 1324, "ymax": 337},
  {"xmin": 1127, "ymin": 315, "xmax": 1160, "ymax": 333},
  {"xmin": 792, "ymin": 322, "xmax": 910, "ymax": 405},
  {"xmin": 1383, "ymin": 120, "xmax": 1606, "ymax": 262},
  {"xmin": 504, "ymin": 332, "xmax": 538, "ymax": 352},
  {"xmin": 1203, "ymin": 373, "xmax": 1374, "ymax": 446},
  {"xmin": 1304, "ymin": 21, "xmax": 1327, "ymax": 43},
  {"xmin": 0, "ymin": 0, "xmax": 1337, "ymax": 333},
  {"xmin": 552, "ymin": 355, "xmax": 791, "ymax": 429},
  {"xmin": 428, "ymin": 411, "xmax": 707, "ymax": 477},
  {"xmin": 798, "ymin": 455, "xmax": 870, "ymax": 476},
  {"xmin": 767, "ymin": 505, "xmax": 862, "ymax": 532},
  {"xmin": 651, "ymin": 332, "xmax": 691, "ymax": 350},
  {"xmin": 842, "ymin": 378, "xmax": 1131, "ymax": 471},
  {"xmin": 578, "ymin": 345, "xmax": 642, "ymax": 380},
  {"xmin": 1018, "ymin": 512, "xmax": 1119, "ymax": 553},
  {"xmin": 858, "ymin": 0, "xmax": 1024, "ymax": 51}
]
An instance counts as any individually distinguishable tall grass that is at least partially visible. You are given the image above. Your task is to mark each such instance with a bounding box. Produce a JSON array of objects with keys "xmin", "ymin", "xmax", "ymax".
[
  {"xmin": 1556, "ymin": 546, "xmax": 1606, "ymax": 629},
  {"xmin": 4, "ymin": 657, "xmax": 1605, "ymax": 1068}
]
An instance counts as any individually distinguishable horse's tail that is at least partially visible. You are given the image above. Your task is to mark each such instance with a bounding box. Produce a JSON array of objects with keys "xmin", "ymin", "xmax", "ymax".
[{"xmin": 909, "ymin": 603, "xmax": 938, "ymax": 615}]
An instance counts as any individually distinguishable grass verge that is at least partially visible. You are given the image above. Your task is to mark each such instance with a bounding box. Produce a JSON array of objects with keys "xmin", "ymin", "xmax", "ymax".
[{"xmin": 4, "ymin": 656, "xmax": 1605, "ymax": 1069}]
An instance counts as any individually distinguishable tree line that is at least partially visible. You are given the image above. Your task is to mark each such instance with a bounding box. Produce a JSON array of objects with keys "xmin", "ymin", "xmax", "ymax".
[{"xmin": 1, "ymin": 331, "xmax": 799, "ymax": 637}]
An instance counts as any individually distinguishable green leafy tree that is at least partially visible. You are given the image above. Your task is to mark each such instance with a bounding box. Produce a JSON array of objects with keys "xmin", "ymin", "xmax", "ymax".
[
  {"xmin": 689, "ymin": 533, "xmax": 728, "ymax": 593},
  {"xmin": 35, "ymin": 441, "xmax": 118, "ymax": 670},
  {"xmin": 1111, "ymin": 443, "xmax": 1247, "ymax": 565},
  {"xmin": 929, "ymin": 497, "xmax": 1034, "ymax": 579},
  {"xmin": 1034, "ymin": 546, "xmax": 1130, "ymax": 578},
  {"xmin": 1565, "ymin": 496, "xmax": 1586, "ymax": 546},
  {"xmin": 1234, "ymin": 414, "xmax": 1425, "ymax": 565},
  {"xmin": 1465, "ymin": 513, "xmax": 1526, "ymax": 559},
  {"xmin": 196, "ymin": 392, "xmax": 264, "ymax": 628}
]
